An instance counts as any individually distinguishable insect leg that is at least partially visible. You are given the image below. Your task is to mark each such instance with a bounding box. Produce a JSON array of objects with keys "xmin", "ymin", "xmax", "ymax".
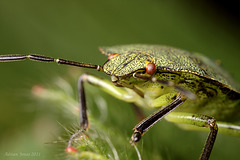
[
  {"xmin": 165, "ymin": 112, "xmax": 218, "ymax": 160},
  {"xmin": 67, "ymin": 75, "xmax": 90, "ymax": 147},
  {"xmin": 166, "ymin": 112, "xmax": 240, "ymax": 136},
  {"xmin": 68, "ymin": 73, "xmax": 140, "ymax": 146},
  {"xmin": 217, "ymin": 122, "xmax": 240, "ymax": 136},
  {"xmin": 131, "ymin": 93, "xmax": 186, "ymax": 143},
  {"xmin": 78, "ymin": 74, "xmax": 88, "ymax": 130}
]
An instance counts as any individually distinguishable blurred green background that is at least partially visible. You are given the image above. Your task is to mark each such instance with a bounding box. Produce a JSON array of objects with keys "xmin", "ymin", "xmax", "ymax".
[{"xmin": 0, "ymin": 0, "xmax": 239, "ymax": 160}]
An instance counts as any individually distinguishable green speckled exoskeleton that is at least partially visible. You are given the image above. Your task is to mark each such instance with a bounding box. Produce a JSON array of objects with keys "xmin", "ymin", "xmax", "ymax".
[{"xmin": 0, "ymin": 44, "xmax": 239, "ymax": 160}]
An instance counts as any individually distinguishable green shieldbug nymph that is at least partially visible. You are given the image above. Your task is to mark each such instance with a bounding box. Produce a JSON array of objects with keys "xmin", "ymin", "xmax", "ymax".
[{"xmin": 0, "ymin": 44, "xmax": 239, "ymax": 160}]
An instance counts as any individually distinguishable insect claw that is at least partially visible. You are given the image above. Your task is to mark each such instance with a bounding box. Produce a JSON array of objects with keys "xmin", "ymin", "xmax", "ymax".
[
  {"xmin": 67, "ymin": 129, "xmax": 86, "ymax": 147},
  {"xmin": 130, "ymin": 131, "xmax": 142, "ymax": 144}
]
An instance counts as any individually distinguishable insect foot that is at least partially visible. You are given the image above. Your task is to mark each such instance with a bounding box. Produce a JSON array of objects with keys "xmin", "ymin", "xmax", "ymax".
[
  {"xmin": 130, "ymin": 131, "xmax": 142, "ymax": 144},
  {"xmin": 67, "ymin": 129, "xmax": 87, "ymax": 147}
]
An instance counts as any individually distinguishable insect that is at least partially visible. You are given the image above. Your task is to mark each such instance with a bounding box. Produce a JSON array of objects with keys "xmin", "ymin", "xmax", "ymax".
[{"xmin": 0, "ymin": 44, "xmax": 239, "ymax": 160}]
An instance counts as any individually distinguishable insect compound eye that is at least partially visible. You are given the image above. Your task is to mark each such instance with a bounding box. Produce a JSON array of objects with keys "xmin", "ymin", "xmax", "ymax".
[
  {"xmin": 145, "ymin": 62, "xmax": 156, "ymax": 75},
  {"xmin": 107, "ymin": 53, "xmax": 119, "ymax": 60}
]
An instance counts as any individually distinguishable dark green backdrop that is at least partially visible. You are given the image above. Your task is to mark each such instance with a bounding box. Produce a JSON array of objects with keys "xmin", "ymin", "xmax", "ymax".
[{"xmin": 0, "ymin": 1, "xmax": 239, "ymax": 160}]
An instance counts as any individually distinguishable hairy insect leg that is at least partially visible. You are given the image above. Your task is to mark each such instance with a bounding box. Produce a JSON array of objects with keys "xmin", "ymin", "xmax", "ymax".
[
  {"xmin": 78, "ymin": 75, "xmax": 88, "ymax": 130},
  {"xmin": 131, "ymin": 93, "xmax": 186, "ymax": 143},
  {"xmin": 68, "ymin": 73, "xmax": 140, "ymax": 146},
  {"xmin": 165, "ymin": 112, "xmax": 218, "ymax": 160}
]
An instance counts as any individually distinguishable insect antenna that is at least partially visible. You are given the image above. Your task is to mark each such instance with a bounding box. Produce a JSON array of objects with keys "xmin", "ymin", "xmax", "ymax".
[
  {"xmin": 133, "ymin": 72, "xmax": 196, "ymax": 100},
  {"xmin": 0, "ymin": 54, "xmax": 103, "ymax": 71}
]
